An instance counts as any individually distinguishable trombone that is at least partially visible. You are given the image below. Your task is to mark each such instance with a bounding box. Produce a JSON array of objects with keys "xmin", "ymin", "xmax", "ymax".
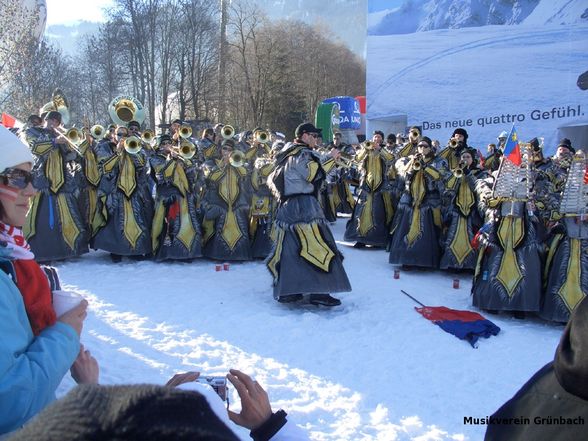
[{"xmin": 52, "ymin": 127, "xmax": 84, "ymax": 156}]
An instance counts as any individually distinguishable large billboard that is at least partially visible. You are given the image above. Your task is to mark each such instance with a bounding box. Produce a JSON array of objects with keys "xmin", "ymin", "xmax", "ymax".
[{"xmin": 367, "ymin": 0, "xmax": 588, "ymax": 154}]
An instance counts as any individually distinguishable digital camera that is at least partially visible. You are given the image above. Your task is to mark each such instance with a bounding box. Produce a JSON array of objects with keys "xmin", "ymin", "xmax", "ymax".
[{"xmin": 198, "ymin": 376, "xmax": 228, "ymax": 403}]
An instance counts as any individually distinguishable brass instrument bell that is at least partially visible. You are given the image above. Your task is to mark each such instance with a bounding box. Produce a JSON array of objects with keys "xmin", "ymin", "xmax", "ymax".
[
  {"xmin": 40, "ymin": 89, "xmax": 71, "ymax": 126},
  {"xmin": 222, "ymin": 125, "xmax": 235, "ymax": 140},
  {"xmin": 179, "ymin": 124, "xmax": 192, "ymax": 139},
  {"xmin": 141, "ymin": 129, "xmax": 156, "ymax": 146},
  {"xmin": 108, "ymin": 96, "xmax": 146, "ymax": 126},
  {"xmin": 90, "ymin": 124, "xmax": 105, "ymax": 139},
  {"xmin": 363, "ymin": 140, "xmax": 375, "ymax": 150},
  {"xmin": 66, "ymin": 127, "xmax": 84, "ymax": 145},
  {"xmin": 449, "ymin": 137, "xmax": 459, "ymax": 148},
  {"xmin": 254, "ymin": 130, "xmax": 270, "ymax": 144},
  {"xmin": 229, "ymin": 150, "xmax": 245, "ymax": 167},
  {"xmin": 124, "ymin": 136, "xmax": 142, "ymax": 154},
  {"xmin": 178, "ymin": 140, "xmax": 196, "ymax": 159}
]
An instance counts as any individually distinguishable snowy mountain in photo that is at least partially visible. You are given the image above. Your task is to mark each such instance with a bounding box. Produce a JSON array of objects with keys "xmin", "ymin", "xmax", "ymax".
[{"xmin": 368, "ymin": 0, "xmax": 587, "ymax": 35}]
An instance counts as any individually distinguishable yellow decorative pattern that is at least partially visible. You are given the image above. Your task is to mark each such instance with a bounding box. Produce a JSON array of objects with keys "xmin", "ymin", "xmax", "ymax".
[
  {"xmin": 307, "ymin": 161, "xmax": 319, "ymax": 182},
  {"xmin": 365, "ymin": 152, "xmax": 382, "ymax": 191},
  {"xmin": 219, "ymin": 167, "xmax": 238, "ymax": 206},
  {"xmin": 456, "ymin": 178, "xmax": 475, "ymax": 217},
  {"xmin": 450, "ymin": 216, "xmax": 473, "ymax": 265},
  {"xmin": 85, "ymin": 151, "xmax": 101, "ymax": 187},
  {"xmin": 91, "ymin": 195, "xmax": 107, "ymax": 235},
  {"xmin": 267, "ymin": 228, "xmax": 285, "ymax": 280},
  {"xmin": 432, "ymin": 207, "xmax": 442, "ymax": 229},
  {"xmin": 295, "ymin": 223, "xmax": 335, "ymax": 272},
  {"xmin": 102, "ymin": 155, "xmax": 119, "ymax": 173},
  {"xmin": 544, "ymin": 234, "xmax": 564, "ymax": 284},
  {"xmin": 172, "ymin": 163, "xmax": 189, "ymax": 197},
  {"xmin": 407, "ymin": 169, "xmax": 426, "ymax": 247},
  {"xmin": 557, "ymin": 239, "xmax": 586, "ymax": 312},
  {"xmin": 221, "ymin": 208, "xmax": 243, "ymax": 250},
  {"xmin": 151, "ymin": 200, "xmax": 166, "ymax": 251},
  {"xmin": 123, "ymin": 197, "xmax": 142, "ymax": 249},
  {"xmin": 382, "ymin": 192, "xmax": 394, "ymax": 225},
  {"xmin": 358, "ymin": 193, "xmax": 374, "ymax": 236},
  {"xmin": 496, "ymin": 217, "xmax": 523, "ymax": 297},
  {"xmin": 87, "ymin": 188, "xmax": 98, "ymax": 235},
  {"xmin": 31, "ymin": 140, "xmax": 52, "ymax": 155},
  {"xmin": 118, "ymin": 154, "xmax": 137, "ymax": 198},
  {"xmin": 202, "ymin": 218, "xmax": 215, "ymax": 244},
  {"xmin": 46, "ymin": 149, "xmax": 64, "ymax": 193},
  {"xmin": 23, "ymin": 193, "xmax": 41, "ymax": 239},
  {"xmin": 176, "ymin": 198, "xmax": 196, "ymax": 251},
  {"xmin": 56, "ymin": 194, "xmax": 80, "ymax": 251}
]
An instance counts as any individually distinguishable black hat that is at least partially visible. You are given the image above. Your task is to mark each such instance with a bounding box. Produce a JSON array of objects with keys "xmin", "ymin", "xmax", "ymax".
[
  {"xmin": 9, "ymin": 384, "xmax": 240, "ymax": 441},
  {"xmin": 295, "ymin": 122, "xmax": 321, "ymax": 138},
  {"xmin": 452, "ymin": 128, "xmax": 468, "ymax": 141},
  {"xmin": 387, "ymin": 133, "xmax": 396, "ymax": 143},
  {"xmin": 171, "ymin": 119, "xmax": 182, "ymax": 125},
  {"xmin": 558, "ymin": 138, "xmax": 575, "ymax": 153},
  {"xmin": 158, "ymin": 134, "xmax": 172, "ymax": 145},
  {"xmin": 221, "ymin": 139, "xmax": 235, "ymax": 149},
  {"xmin": 44, "ymin": 111, "xmax": 62, "ymax": 123},
  {"xmin": 419, "ymin": 136, "xmax": 432, "ymax": 147},
  {"xmin": 128, "ymin": 120, "xmax": 141, "ymax": 129},
  {"xmin": 529, "ymin": 137, "xmax": 540, "ymax": 151}
]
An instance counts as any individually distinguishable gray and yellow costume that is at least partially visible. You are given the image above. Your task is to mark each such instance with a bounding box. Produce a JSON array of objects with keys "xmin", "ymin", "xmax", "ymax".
[
  {"xmin": 388, "ymin": 154, "xmax": 448, "ymax": 268},
  {"xmin": 91, "ymin": 148, "xmax": 154, "ymax": 256},
  {"xmin": 266, "ymin": 143, "xmax": 351, "ymax": 299},
  {"xmin": 344, "ymin": 145, "xmax": 395, "ymax": 247},
  {"xmin": 151, "ymin": 153, "xmax": 203, "ymax": 261},
  {"xmin": 23, "ymin": 128, "xmax": 88, "ymax": 261},
  {"xmin": 201, "ymin": 159, "xmax": 252, "ymax": 261},
  {"xmin": 249, "ymin": 155, "xmax": 276, "ymax": 259}
]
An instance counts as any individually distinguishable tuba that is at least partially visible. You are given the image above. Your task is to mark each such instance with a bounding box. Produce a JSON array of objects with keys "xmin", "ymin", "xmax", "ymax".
[
  {"xmin": 221, "ymin": 125, "xmax": 235, "ymax": 139},
  {"xmin": 40, "ymin": 89, "xmax": 70, "ymax": 126},
  {"xmin": 108, "ymin": 96, "xmax": 146, "ymax": 126},
  {"xmin": 229, "ymin": 150, "xmax": 245, "ymax": 167},
  {"xmin": 124, "ymin": 136, "xmax": 142, "ymax": 155}
]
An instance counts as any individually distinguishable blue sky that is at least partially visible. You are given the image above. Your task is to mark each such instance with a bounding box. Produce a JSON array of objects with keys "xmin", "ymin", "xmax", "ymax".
[{"xmin": 368, "ymin": 0, "xmax": 404, "ymax": 13}]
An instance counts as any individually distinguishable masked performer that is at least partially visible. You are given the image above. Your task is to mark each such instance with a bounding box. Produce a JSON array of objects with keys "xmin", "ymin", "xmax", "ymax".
[
  {"xmin": 23, "ymin": 111, "xmax": 88, "ymax": 262},
  {"xmin": 344, "ymin": 131, "xmax": 395, "ymax": 248},
  {"xmin": 266, "ymin": 123, "xmax": 351, "ymax": 307},
  {"xmin": 201, "ymin": 139, "xmax": 252, "ymax": 261},
  {"xmin": 389, "ymin": 136, "xmax": 448, "ymax": 268},
  {"xmin": 92, "ymin": 128, "xmax": 153, "ymax": 261}
]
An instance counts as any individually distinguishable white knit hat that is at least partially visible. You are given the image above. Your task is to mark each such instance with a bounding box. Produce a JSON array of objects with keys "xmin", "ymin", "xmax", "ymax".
[{"xmin": 0, "ymin": 125, "xmax": 34, "ymax": 173}]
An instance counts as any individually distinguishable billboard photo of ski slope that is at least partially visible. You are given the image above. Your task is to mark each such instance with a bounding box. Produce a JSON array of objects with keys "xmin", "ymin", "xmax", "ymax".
[{"xmin": 367, "ymin": 0, "xmax": 588, "ymax": 154}]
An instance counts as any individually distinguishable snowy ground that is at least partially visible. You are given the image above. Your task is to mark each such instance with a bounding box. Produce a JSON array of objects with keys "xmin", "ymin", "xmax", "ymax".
[{"xmin": 54, "ymin": 218, "xmax": 563, "ymax": 440}]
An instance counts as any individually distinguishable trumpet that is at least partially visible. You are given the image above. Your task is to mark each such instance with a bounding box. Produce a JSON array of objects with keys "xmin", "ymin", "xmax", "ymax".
[
  {"xmin": 254, "ymin": 130, "xmax": 270, "ymax": 144},
  {"xmin": 362, "ymin": 141, "xmax": 376, "ymax": 150},
  {"xmin": 177, "ymin": 139, "xmax": 196, "ymax": 159},
  {"xmin": 141, "ymin": 129, "xmax": 156, "ymax": 146},
  {"xmin": 409, "ymin": 129, "xmax": 420, "ymax": 140},
  {"xmin": 453, "ymin": 161, "xmax": 466, "ymax": 177},
  {"xmin": 449, "ymin": 137, "xmax": 459, "ymax": 148},
  {"xmin": 90, "ymin": 124, "xmax": 105, "ymax": 140},
  {"xmin": 124, "ymin": 136, "xmax": 142, "ymax": 155},
  {"xmin": 221, "ymin": 125, "xmax": 235, "ymax": 140},
  {"xmin": 412, "ymin": 153, "xmax": 423, "ymax": 171},
  {"xmin": 336, "ymin": 153, "xmax": 357, "ymax": 169},
  {"xmin": 229, "ymin": 150, "xmax": 245, "ymax": 167},
  {"xmin": 179, "ymin": 124, "xmax": 192, "ymax": 139}
]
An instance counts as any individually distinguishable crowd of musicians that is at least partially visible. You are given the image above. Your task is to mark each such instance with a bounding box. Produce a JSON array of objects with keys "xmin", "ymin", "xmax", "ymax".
[{"xmin": 11, "ymin": 94, "xmax": 587, "ymax": 317}]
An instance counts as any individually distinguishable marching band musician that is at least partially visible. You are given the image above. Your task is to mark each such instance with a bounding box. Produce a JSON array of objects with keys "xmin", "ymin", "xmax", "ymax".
[
  {"xmin": 471, "ymin": 156, "xmax": 544, "ymax": 317},
  {"xmin": 344, "ymin": 130, "xmax": 395, "ymax": 248},
  {"xmin": 91, "ymin": 125, "xmax": 154, "ymax": 262},
  {"xmin": 389, "ymin": 136, "xmax": 448, "ymax": 268},
  {"xmin": 266, "ymin": 123, "xmax": 351, "ymax": 307},
  {"xmin": 249, "ymin": 143, "xmax": 276, "ymax": 259},
  {"xmin": 150, "ymin": 135, "xmax": 203, "ymax": 261},
  {"xmin": 329, "ymin": 132, "xmax": 355, "ymax": 215},
  {"xmin": 439, "ymin": 148, "xmax": 485, "ymax": 271},
  {"xmin": 23, "ymin": 110, "xmax": 89, "ymax": 262},
  {"xmin": 541, "ymin": 149, "xmax": 588, "ymax": 323},
  {"xmin": 201, "ymin": 139, "xmax": 252, "ymax": 261},
  {"xmin": 198, "ymin": 127, "xmax": 220, "ymax": 161},
  {"xmin": 394, "ymin": 126, "xmax": 421, "ymax": 158},
  {"xmin": 438, "ymin": 128, "xmax": 469, "ymax": 170}
]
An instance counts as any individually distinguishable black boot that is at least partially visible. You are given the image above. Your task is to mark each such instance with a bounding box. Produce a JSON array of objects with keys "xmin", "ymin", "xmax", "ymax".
[
  {"xmin": 110, "ymin": 253, "xmax": 122, "ymax": 263},
  {"xmin": 309, "ymin": 294, "xmax": 341, "ymax": 307},
  {"xmin": 277, "ymin": 294, "xmax": 303, "ymax": 304}
]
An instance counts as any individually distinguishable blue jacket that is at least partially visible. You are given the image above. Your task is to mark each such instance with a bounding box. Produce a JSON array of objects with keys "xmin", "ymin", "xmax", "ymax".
[{"xmin": 0, "ymin": 270, "xmax": 79, "ymax": 434}]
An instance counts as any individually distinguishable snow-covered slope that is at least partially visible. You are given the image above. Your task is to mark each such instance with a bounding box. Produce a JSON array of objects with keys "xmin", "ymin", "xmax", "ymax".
[{"xmin": 53, "ymin": 218, "xmax": 564, "ymax": 440}]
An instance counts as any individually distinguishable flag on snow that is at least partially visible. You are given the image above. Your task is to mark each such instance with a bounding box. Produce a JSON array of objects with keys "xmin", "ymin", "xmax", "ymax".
[
  {"xmin": 502, "ymin": 125, "xmax": 521, "ymax": 166},
  {"xmin": 415, "ymin": 306, "xmax": 500, "ymax": 348}
]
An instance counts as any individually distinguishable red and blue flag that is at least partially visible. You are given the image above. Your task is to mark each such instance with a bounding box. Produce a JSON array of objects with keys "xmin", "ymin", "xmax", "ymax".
[
  {"xmin": 415, "ymin": 306, "xmax": 500, "ymax": 348},
  {"xmin": 502, "ymin": 125, "xmax": 522, "ymax": 165}
]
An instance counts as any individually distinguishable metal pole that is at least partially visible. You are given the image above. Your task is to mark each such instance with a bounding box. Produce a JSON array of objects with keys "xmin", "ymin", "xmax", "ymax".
[{"xmin": 218, "ymin": 0, "xmax": 228, "ymax": 123}]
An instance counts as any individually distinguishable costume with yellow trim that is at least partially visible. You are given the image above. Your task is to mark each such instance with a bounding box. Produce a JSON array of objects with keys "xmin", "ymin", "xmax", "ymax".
[
  {"xmin": 471, "ymin": 174, "xmax": 543, "ymax": 313},
  {"xmin": 388, "ymin": 153, "xmax": 448, "ymax": 268},
  {"xmin": 266, "ymin": 142, "xmax": 351, "ymax": 300},
  {"xmin": 151, "ymin": 153, "xmax": 203, "ymax": 261},
  {"xmin": 91, "ymin": 148, "xmax": 153, "ymax": 257},
  {"xmin": 439, "ymin": 165, "xmax": 486, "ymax": 270},
  {"xmin": 344, "ymin": 144, "xmax": 395, "ymax": 247},
  {"xmin": 249, "ymin": 154, "xmax": 276, "ymax": 259},
  {"xmin": 23, "ymin": 128, "xmax": 88, "ymax": 261},
  {"xmin": 201, "ymin": 158, "xmax": 252, "ymax": 261}
]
